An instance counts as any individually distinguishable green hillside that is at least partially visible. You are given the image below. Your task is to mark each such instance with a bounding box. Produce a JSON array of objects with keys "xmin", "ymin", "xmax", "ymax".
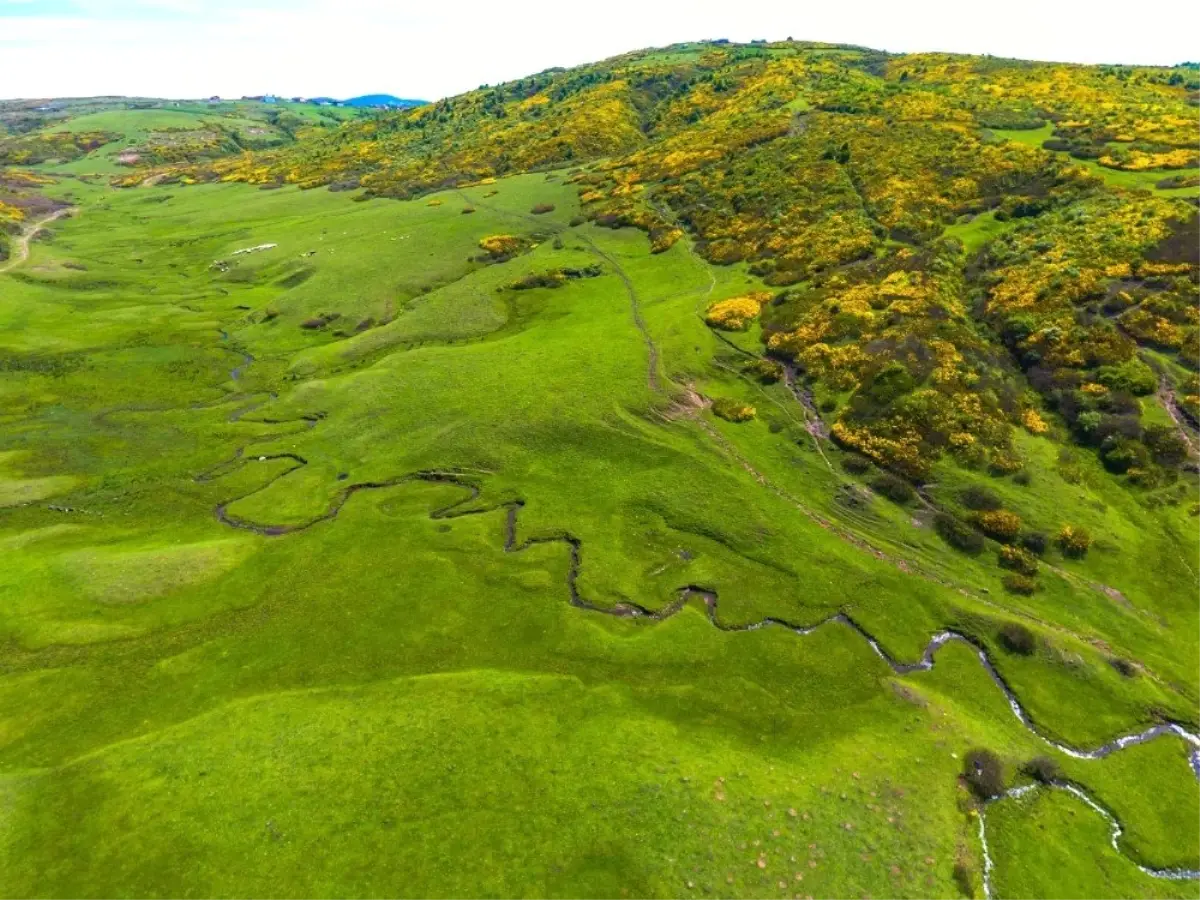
[{"xmin": 0, "ymin": 39, "xmax": 1197, "ymax": 899}]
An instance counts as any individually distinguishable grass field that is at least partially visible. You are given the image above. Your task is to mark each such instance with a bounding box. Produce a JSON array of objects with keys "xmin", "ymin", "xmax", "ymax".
[
  {"xmin": 0, "ymin": 168, "xmax": 1196, "ymax": 898},
  {"xmin": 992, "ymin": 125, "xmax": 1200, "ymax": 197}
]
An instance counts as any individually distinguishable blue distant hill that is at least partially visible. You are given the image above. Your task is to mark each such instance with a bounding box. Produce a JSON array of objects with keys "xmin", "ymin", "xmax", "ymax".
[{"xmin": 343, "ymin": 94, "xmax": 427, "ymax": 108}]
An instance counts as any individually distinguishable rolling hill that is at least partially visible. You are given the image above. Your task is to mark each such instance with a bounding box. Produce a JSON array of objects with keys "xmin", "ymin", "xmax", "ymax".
[{"xmin": 0, "ymin": 38, "xmax": 1197, "ymax": 899}]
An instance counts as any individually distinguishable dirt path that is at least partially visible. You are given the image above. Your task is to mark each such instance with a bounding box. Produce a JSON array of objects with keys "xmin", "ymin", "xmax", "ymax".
[
  {"xmin": 0, "ymin": 207, "xmax": 72, "ymax": 274},
  {"xmin": 455, "ymin": 190, "xmax": 663, "ymax": 393},
  {"xmin": 1158, "ymin": 376, "xmax": 1199, "ymax": 457},
  {"xmin": 572, "ymin": 230, "xmax": 661, "ymax": 392}
]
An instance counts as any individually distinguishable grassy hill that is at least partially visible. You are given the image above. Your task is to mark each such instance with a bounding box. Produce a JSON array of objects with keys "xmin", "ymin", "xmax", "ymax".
[{"xmin": 0, "ymin": 39, "xmax": 1197, "ymax": 898}]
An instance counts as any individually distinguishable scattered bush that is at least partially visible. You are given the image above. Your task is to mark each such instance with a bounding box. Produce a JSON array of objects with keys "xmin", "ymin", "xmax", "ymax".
[
  {"xmin": 989, "ymin": 452, "xmax": 1024, "ymax": 476},
  {"xmin": 711, "ymin": 397, "xmax": 756, "ymax": 422},
  {"xmin": 975, "ymin": 509, "xmax": 1022, "ymax": 543},
  {"xmin": 997, "ymin": 622, "xmax": 1036, "ymax": 655},
  {"xmin": 299, "ymin": 312, "xmax": 339, "ymax": 330},
  {"xmin": 953, "ymin": 863, "xmax": 973, "ymax": 899},
  {"xmin": 963, "ymin": 749, "xmax": 1005, "ymax": 800},
  {"xmin": 704, "ymin": 293, "xmax": 770, "ymax": 331},
  {"xmin": 1057, "ymin": 525, "xmax": 1092, "ymax": 558},
  {"xmin": 510, "ymin": 270, "xmax": 567, "ymax": 290},
  {"xmin": 1020, "ymin": 531, "xmax": 1048, "ymax": 556},
  {"xmin": 1002, "ymin": 573, "xmax": 1038, "ymax": 595},
  {"xmin": 461, "ymin": 206, "xmax": 476, "ymax": 214},
  {"xmin": 568, "ymin": 215, "xmax": 585, "ymax": 227},
  {"xmin": 743, "ymin": 358, "xmax": 784, "ymax": 383},
  {"xmin": 998, "ymin": 544, "xmax": 1038, "ymax": 576},
  {"xmin": 934, "ymin": 513, "xmax": 985, "ymax": 555},
  {"xmin": 960, "ymin": 485, "xmax": 1003, "ymax": 511},
  {"xmin": 841, "ymin": 454, "xmax": 872, "ymax": 475},
  {"xmin": 530, "ymin": 203, "xmax": 556, "ymax": 214},
  {"xmin": 1012, "ymin": 470, "xmax": 1032, "ymax": 486},
  {"xmin": 870, "ymin": 473, "xmax": 916, "ymax": 504},
  {"xmin": 1109, "ymin": 657, "xmax": 1138, "ymax": 678},
  {"xmin": 478, "ymin": 234, "xmax": 527, "ymax": 261},
  {"xmin": 508, "ymin": 266, "xmax": 601, "ymax": 291},
  {"xmin": 1023, "ymin": 756, "xmax": 1061, "ymax": 784},
  {"xmin": 1143, "ymin": 425, "xmax": 1190, "ymax": 467}
]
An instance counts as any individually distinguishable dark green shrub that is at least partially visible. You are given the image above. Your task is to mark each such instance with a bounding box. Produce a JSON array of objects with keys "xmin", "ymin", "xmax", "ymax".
[
  {"xmin": 1109, "ymin": 657, "xmax": 1138, "ymax": 678},
  {"xmin": 530, "ymin": 203, "xmax": 556, "ymax": 214},
  {"xmin": 953, "ymin": 863, "xmax": 973, "ymax": 898},
  {"xmin": 743, "ymin": 358, "xmax": 784, "ymax": 383},
  {"xmin": 1144, "ymin": 425, "xmax": 1189, "ymax": 467},
  {"xmin": 1020, "ymin": 531, "xmax": 1048, "ymax": 556},
  {"xmin": 1012, "ymin": 470, "xmax": 1032, "ymax": 486},
  {"xmin": 934, "ymin": 513, "xmax": 985, "ymax": 555},
  {"xmin": 1023, "ymin": 756, "xmax": 1061, "ymax": 784},
  {"xmin": 960, "ymin": 485, "xmax": 1002, "ymax": 510},
  {"xmin": 963, "ymin": 749, "xmax": 1005, "ymax": 799},
  {"xmin": 871, "ymin": 473, "xmax": 916, "ymax": 504},
  {"xmin": 998, "ymin": 622, "xmax": 1036, "ymax": 655},
  {"xmin": 841, "ymin": 454, "xmax": 872, "ymax": 475},
  {"xmin": 1002, "ymin": 573, "xmax": 1037, "ymax": 595}
]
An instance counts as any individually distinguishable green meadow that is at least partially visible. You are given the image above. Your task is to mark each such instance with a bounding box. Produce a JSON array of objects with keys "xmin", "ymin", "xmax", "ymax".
[{"xmin": 0, "ymin": 169, "xmax": 1196, "ymax": 898}]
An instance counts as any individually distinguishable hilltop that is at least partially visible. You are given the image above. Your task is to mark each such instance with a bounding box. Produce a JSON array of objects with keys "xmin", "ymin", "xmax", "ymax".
[
  {"xmin": 0, "ymin": 39, "xmax": 1197, "ymax": 900},
  {"xmin": 343, "ymin": 93, "xmax": 427, "ymax": 108}
]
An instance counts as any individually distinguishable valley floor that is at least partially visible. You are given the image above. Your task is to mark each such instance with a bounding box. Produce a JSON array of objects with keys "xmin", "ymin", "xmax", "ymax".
[{"xmin": 0, "ymin": 172, "xmax": 1196, "ymax": 898}]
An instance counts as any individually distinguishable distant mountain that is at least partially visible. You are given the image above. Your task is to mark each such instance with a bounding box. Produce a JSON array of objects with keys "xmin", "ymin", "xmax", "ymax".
[{"xmin": 342, "ymin": 94, "xmax": 426, "ymax": 108}]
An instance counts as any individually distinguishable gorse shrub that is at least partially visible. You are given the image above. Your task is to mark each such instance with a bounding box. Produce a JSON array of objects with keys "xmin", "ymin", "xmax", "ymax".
[
  {"xmin": 975, "ymin": 509, "xmax": 1022, "ymax": 543},
  {"xmin": 998, "ymin": 544, "xmax": 1038, "ymax": 575},
  {"xmin": 1002, "ymin": 573, "xmax": 1037, "ymax": 595},
  {"xmin": 743, "ymin": 359, "xmax": 784, "ymax": 383},
  {"xmin": 711, "ymin": 397, "xmax": 756, "ymax": 422},
  {"xmin": 478, "ymin": 234, "xmax": 526, "ymax": 260},
  {"xmin": 530, "ymin": 203, "xmax": 556, "ymax": 214},
  {"xmin": 1057, "ymin": 524, "xmax": 1092, "ymax": 558},
  {"xmin": 704, "ymin": 293, "xmax": 770, "ymax": 331}
]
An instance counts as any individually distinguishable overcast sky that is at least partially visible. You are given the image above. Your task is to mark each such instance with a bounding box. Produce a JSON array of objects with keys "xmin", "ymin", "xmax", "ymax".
[{"xmin": 4, "ymin": 0, "xmax": 1198, "ymax": 101}]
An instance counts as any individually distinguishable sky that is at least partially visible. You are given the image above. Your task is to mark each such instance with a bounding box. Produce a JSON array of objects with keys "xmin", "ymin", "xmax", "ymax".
[{"xmin": 3, "ymin": 0, "xmax": 1198, "ymax": 101}]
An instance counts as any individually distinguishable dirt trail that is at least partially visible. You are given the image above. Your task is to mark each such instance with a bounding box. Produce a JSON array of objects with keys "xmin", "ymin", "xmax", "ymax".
[
  {"xmin": 0, "ymin": 207, "xmax": 73, "ymax": 274},
  {"xmin": 1158, "ymin": 376, "xmax": 1199, "ymax": 457},
  {"xmin": 455, "ymin": 190, "xmax": 662, "ymax": 393}
]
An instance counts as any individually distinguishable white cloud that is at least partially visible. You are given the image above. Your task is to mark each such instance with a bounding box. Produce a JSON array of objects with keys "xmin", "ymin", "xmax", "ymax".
[{"xmin": 3, "ymin": 0, "xmax": 1198, "ymax": 100}]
